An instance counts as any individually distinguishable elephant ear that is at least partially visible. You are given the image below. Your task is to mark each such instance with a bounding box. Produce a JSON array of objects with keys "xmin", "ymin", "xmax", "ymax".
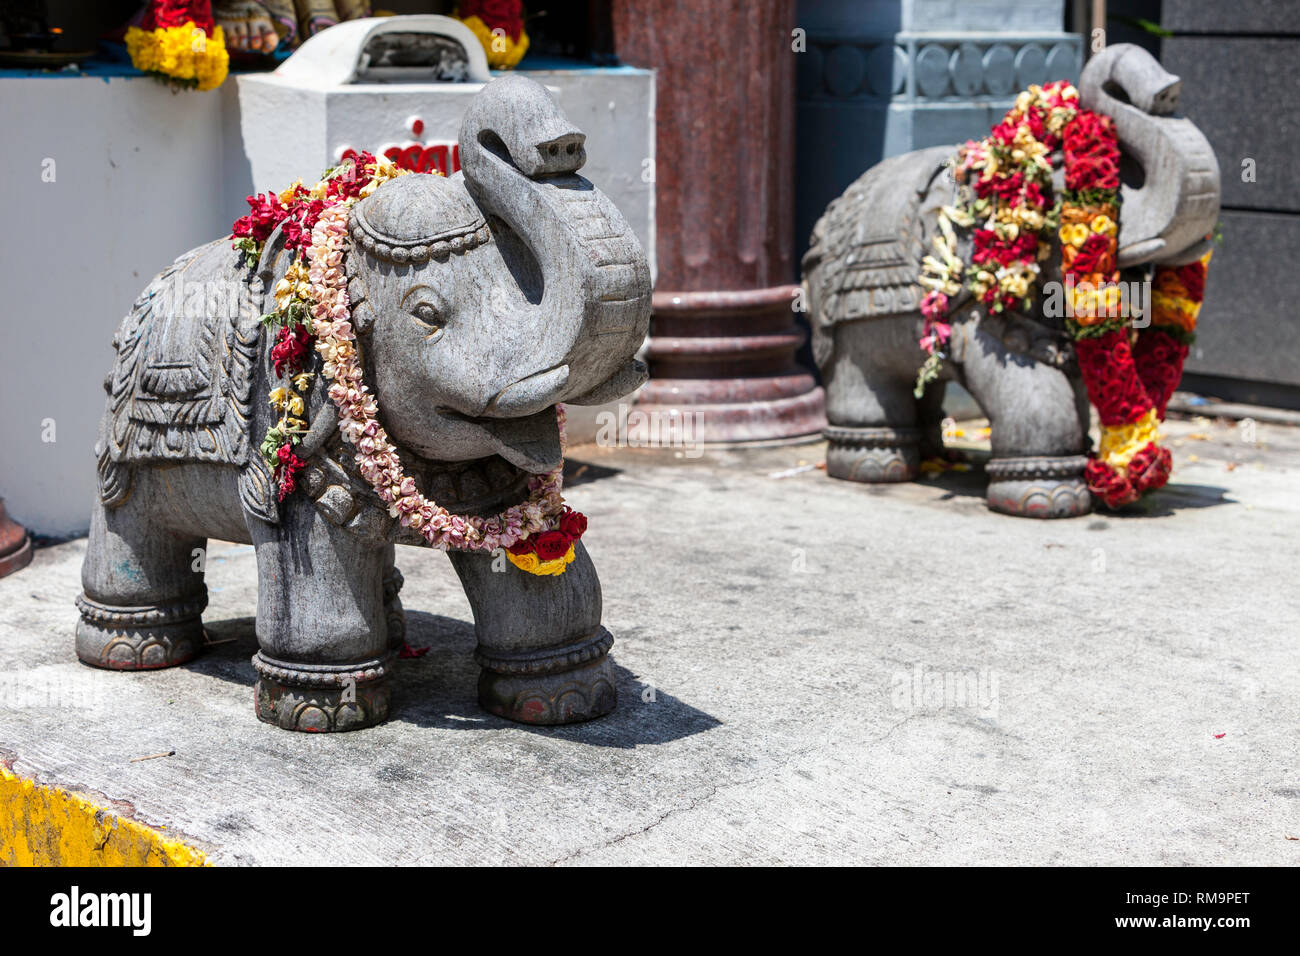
[{"xmin": 234, "ymin": 224, "xmax": 297, "ymax": 527}]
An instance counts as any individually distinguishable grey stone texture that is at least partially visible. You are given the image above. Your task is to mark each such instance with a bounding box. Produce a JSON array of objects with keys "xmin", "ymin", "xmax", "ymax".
[
  {"xmin": 4, "ymin": 414, "xmax": 1299, "ymax": 864},
  {"xmin": 802, "ymin": 45, "xmax": 1221, "ymax": 517},
  {"xmin": 75, "ymin": 75, "xmax": 651, "ymax": 732}
]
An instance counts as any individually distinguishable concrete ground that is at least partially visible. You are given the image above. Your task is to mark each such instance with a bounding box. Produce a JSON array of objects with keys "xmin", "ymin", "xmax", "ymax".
[{"xmin": 1, "ymin": 413, "xmax": 1297, "ymax": 865}]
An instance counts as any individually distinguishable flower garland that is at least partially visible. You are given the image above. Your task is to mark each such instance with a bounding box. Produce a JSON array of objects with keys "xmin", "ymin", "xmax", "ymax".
[
  {"xmin": 915, "ymin": 82, "xmax": 1211, "ymax": 509},
  {"xmin": 457, "ymin": 0, "xmax": 529, "ymax": 70},
  {"xmin": 230, "ymin": 155, "xmax": 588, "ymax": 574},
  {"xmin": 125, "ymin": 1, "xmax": 229, "ymax": 91}
]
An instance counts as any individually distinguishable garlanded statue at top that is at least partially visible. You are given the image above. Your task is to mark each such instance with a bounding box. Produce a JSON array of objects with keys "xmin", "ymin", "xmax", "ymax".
[
  {"xmin": 803, "ymin": 44, "xmax": 1220, "ymax": 517},
  {"xmin": 77, "ymin": 75, "xmax": 651, "ymax": 731}
]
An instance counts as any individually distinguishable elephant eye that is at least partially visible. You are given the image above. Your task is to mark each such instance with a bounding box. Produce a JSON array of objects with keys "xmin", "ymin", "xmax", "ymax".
[{"xmin": 410, "ymin": 302, "xmax": 445, "ymax": 337}]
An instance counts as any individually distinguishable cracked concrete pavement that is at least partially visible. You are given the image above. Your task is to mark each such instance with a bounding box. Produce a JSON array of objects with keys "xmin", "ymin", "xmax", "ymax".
[{"xmin": 1, "ymin": 414, "xmax": 1297, "ymax": 864}]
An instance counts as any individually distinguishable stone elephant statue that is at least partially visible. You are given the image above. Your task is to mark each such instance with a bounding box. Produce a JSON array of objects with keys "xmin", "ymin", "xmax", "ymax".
[
  {"xmin": 803, "ymin": 44, "xmax": 1220, "ymax": 517},
  {"xmin": 77, "ymin": 75, "xmax": 651, "ymax": 731}
]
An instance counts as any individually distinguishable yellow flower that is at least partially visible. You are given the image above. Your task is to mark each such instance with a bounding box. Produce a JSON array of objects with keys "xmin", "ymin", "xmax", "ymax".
[
  {"xmin": 268, "ymin": 387, "xmax": 289, "ymax": 409},
  {"xmin": 1059, "ymin": 223, "xmax": 1090, "ymax": 248},
  {"xmin": 279, "ymin": 180, "xmax": 304, "ymax": 204},
  {"xmin": 292, "ymin": 372, "xmax": 314, "ymax": 391},
  {"xmin": 506, "ymin": 551, "xmax": 540, "ymax": 573},
  {"xmin": 1090, "ymin": 215, "xmax": 1118, "ymax": 237},
  {"xmin": 1099, "ymin": 408, "xmax": 1162, "ymax": 471},
  {"xmin": 125, "ymin": 23, "xmax": 228, "ymax": 92},
  {"xmin": 459, "ymin": 14, "xmax": 529, "ymax": 70}
]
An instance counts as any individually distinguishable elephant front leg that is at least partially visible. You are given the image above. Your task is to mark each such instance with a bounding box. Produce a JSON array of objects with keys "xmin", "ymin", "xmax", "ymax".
[
  {"xmin": 822, "ymin": 316, "xmax": 928, "ymax": 483},
  {"xmin": 960, "ymin": 323, "xmax": 1092, "ymax": 518},
  {"xmin": 448, "ymin": 542, "xmax": 616, "ymax": 725},
  {"xmin": 77, "ymin": 485, "xmax": 208, "ymax": 671},
  {"xmin": 247, "ymin": 504, "xmax": 392, "ymax": 732}
]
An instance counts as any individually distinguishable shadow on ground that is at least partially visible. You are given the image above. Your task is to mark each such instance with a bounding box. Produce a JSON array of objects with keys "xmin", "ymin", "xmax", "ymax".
[{"xmin": 193, "ymin": 611, "xmax": 719, "ymax": 749}]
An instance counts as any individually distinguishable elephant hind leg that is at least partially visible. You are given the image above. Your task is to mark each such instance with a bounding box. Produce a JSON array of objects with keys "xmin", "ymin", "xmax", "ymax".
[
  {"xmin": 77, "ymin": 494, "xmax": 208, "ymax": 671},
  {"xmin": 823, "ymin": 317, "xmax": 927, "ymax": 483}
]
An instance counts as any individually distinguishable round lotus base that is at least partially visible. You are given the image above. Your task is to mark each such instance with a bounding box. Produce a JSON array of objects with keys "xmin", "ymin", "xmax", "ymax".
[
  {"xmin": 824, "ymin": 425, "xmax": 920, "ymax": 483},
  {"xmin": 476, "ymin": 629, "xmax": 618, "ymax": 725},
  {"xmin": 75, "ymin": 593, "xmax": 207, "ymax": 670},
  {"xmin": 985, "ymin": 455, "xmax": 1093, "ymax": 518},
  {"xmin": 252, "ymin": 652, "xmax": 393, "ymax": 733}
]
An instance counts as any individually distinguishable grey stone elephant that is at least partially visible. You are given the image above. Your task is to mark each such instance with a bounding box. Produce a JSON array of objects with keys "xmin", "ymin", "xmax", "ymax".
[
  {"xmin": 803, "ymin": 44, "xmax": 1220, "ymax": 517},
  {"xmin": 77, "ymin": 75, "xmax": 651, "ymax": 731}
]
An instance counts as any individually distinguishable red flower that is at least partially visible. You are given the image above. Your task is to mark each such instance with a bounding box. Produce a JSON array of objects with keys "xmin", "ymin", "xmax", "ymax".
[
  {"xmin": 506, "ymin": 538, "xmax": 533, "ymax": 556},
  {"xmin": 143, "ymin": 0, "xmax": 216, "ymax": 33},
  {"xmin": 1128, "ymin": 442, "xmax": 1172, "ymax": 494},
  {"xmin": 271, "ymin": 324, "xmax": 312, "ymax": 377},
  {"xmin": 1073, "ymin": 331, "xmax": 1154, "ymax": 426},
  {"xmin": 275, "ymin": 448, "xmax": 306, "ymax": 501},
  {"xmin": 534, "ymin": 531, "xmax": 570, "ymax": 562},
  {"xmin": 1085, "ymin": 457, "xmax": 1138, "ymax": 509},
  {"xmin": 559, "ymin": 508, "xmax": 587, "ymax": 540},
  {"xmin": 1064, "ymin": 110, "xmax": 1120, "ymax": 192},
  {"xmin": 1131, "ymin": 329, "xmax": 1188, "ymax": 417},
  {"xmin": 1173, "ymin": 261, "xmax": 1206, "ymax": 302},
  {"xmin": 1071, "ymin": 233, "xmax": 1114, "ymax": 274},
  {"xmin": 232, "ymin": 191, "xmax": 288, "ymax": 244},
  {"xmin": 460, "ymin": 0, "xmax": 525, "ymax": 40}
]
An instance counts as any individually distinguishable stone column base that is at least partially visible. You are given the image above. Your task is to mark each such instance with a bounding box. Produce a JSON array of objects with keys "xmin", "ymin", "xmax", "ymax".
[
  {"xmin": 252, "ymin": 651, "xmax": 393, "ymax": 733},
  {"xmin": 0, "ymin": 499, "xmax": 31, "ymax": 579},
  {"xmin": 824, "ymin": 425, "xmax": 921, "ymax": 482},
  {"xmin": 475, "ymin": 628, "xmax": 617, "ymax": 725},
  {"xmin": 75, "ymin": 593, "xmax": 207, "ymax": 670},
  {"xmin": 985, "ymin": 455, "xmax": 1092, "ymax": 518},
  {"xmin": 634, "ymin": 287, "xmax": 827, "ymax": 444}
]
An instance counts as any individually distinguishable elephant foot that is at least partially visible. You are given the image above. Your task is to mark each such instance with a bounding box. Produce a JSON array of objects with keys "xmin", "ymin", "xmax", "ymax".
[
  {"xmin": 475, "ymin": 628, "xmax": 617, "ymax": 725},
  {"xmin": 985, "ymin": 455, "xmax": 1092, "ymax": 519},
  {"xmin": 824, "ymin": 425, "xmax": 920, "ymax": 482},
  {"xmin": 252, "ymin": 651, "xmax": 392, "ymax": 732},
  {"xmin": 75, "ymin": 593, "xmax": 207, "ymax": 670}
]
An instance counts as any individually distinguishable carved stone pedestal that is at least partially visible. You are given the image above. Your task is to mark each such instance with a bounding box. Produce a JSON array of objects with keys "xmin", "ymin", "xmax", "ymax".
[
  {"xmin": 985, "ymin": 455, "xmax": 1092, "ymax": 519},
  {"xmin": 476, "ymin": 629, "xmax": 617, "ymax": 724},
  {"xmin": 824, "ymin": 425, "xmax": 922, "ymax": 483},
  {"xmin": 252, "ymin": 651, "xmax": 393, "ymax": 733},
  {"xmin": 74, "ymin": 593, "xmax": 207, "ymax": 670}
]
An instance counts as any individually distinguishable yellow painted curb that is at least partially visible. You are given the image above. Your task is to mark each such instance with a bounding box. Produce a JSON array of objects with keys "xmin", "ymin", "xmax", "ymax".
[{"xmin": 0, "ymin": 764, "xmax": 208, "ymax": 867}]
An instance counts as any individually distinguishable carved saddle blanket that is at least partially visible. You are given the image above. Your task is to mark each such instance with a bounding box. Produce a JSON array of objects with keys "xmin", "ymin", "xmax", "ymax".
[
  {"xmin": 96, "ymin": 239, "xmax": 274, "ymax": 517},
  {"xmin": 803, "ymin": 145, "xmax": 960, "ymax": 365}
]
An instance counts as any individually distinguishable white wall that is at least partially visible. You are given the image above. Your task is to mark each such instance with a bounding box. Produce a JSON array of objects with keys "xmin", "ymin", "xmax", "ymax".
[
  {"xmin": 0, "ymin": 66, "xmax": 653, "ymax": 537},
  {"xmin": 0, "ymin": 76, "xmax": 253, "ymax": 538}
]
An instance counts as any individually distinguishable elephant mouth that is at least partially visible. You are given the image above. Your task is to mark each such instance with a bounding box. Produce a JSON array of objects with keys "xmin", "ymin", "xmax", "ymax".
[{"xmin": 435, "ymin": 404, "xmax": 563, "ymax": 474}]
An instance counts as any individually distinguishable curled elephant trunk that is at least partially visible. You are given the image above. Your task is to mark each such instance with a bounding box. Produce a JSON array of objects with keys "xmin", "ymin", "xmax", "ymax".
[
  {"xmin": 1078, "ymin": 43, "xmax": 1220, "ymax": 268},
  {"xmin": 458, "ymin": 75, "xmax": 651, "ymax": 417}
]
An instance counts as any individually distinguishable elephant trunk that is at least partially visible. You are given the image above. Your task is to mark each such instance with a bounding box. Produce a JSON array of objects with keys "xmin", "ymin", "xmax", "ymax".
[
  {"xmin": 459, "ymin": 75, "xmax": 651, "ymax": 418},
  {"xmin": 1078, "ymin": 43, "xmax": 1220, "ymax": 268}
]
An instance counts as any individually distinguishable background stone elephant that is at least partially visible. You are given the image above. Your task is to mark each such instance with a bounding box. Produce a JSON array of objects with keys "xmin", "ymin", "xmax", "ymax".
[
  {"xmin": 803, "ymin": 44, "xmax": 1220, "ymax": 518},
  {"xmin": 77, "ymin": 75, "xmax": 651, "ymax": 731}
]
